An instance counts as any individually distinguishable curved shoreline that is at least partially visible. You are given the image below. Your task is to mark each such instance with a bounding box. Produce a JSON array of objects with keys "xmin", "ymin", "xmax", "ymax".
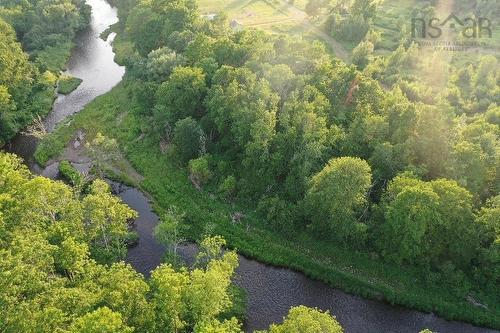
[{"xmin": 4, "ymin": 0, "xmax": 499, "ymax": 331}]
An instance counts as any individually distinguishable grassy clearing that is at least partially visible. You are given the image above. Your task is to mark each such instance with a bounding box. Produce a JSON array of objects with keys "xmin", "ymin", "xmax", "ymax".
[
  {"xmin": 58, "ymin": 75, "xmax": 83, "ymax": 95},
  {"xmin": 35, "ymin": 82, "xmax": 500, "ymax": 330},
  {"xmin": 198, "ymin": 0, "xmax": 292, "ymax": 27}
]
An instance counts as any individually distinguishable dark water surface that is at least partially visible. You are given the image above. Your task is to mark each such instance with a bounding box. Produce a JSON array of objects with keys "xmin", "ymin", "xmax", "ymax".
[
  {"xmin": 3, "ymin": 0, "xmax": 498, "ymax": 332},
  {"xmin": 115, "ymin": 182, "xmax": 498, "ymax": 333}
]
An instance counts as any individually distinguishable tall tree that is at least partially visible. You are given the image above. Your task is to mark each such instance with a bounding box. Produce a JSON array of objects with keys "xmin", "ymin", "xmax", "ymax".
[{"xmin": 305, "ymin": 157, "xmax": 372, "ymax": 242}]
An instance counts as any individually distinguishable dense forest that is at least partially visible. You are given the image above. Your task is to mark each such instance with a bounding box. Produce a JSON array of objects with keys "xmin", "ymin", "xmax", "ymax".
[
  {"xmin": 1, "ymin": 0, "xmax": 499, "ymax": 331},
  {"xmin": 114, "ymin": 0, "xmax": 499, "ymax": 293},
  {"xmin": 1, "ymin": 151, "xmax": 354, "ymax": 332},
  {"xmin": 0, "ymin": 0, "xmax": 90, "ymax": 146}
]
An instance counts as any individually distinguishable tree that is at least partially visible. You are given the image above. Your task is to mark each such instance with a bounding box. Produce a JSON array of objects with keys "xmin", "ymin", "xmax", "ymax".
[
  {"xmin": 194, "ymin": 318, "xmax": 243, "ymax": 333},
  {"xmin": 207, "ymin": 66, "xmax": 278, "ymax": 194},
  {"xmin": 378, "ymin": 175, "xmax": 478, "ymax": 266},
  {"xmin": 218, "ymin": 175, "xmax": 237, "ymax": 199},
  {"xmin": 351, "ymin": 0, "xmax": 381, "ymax": 21},
  {"xmin": 0, "ymin": 18, "xmax": 33, "ymax": 145},
  {"xmin": 476, "ymin": 195, "xmax": 500, "ymax": 289},
  {"xmin": 305, "ymin": 157, "xmax": 372, "ymax": 241},
  {"xmin": 54, "ymin": 237, "xmax": 89, "ymax": 280},
  {"xmin": 195, "ymin": 235, "xmax": 226, "ymax": 268},
  {"xmin": 352, "ymin": 41, "xmax": 374, "ymax": 70},
  {"xmin": 173, "ymin": 117, "xmax": 204, "ymax": 163},
  {"xmin": 150, "ymin": 264, "xmax": 190, "ymax": 332},
  {"xmin": 145, "ymin": 47, "xmax": 187, "ymax": 82},
  {"xmin": 127, "ymin": 0, "xmax": 198, "ymax": 56},
  {"xmin": 68, "ymin": 307, "xmax": 133, "ymax": 333},
  {"xmin": 156, "ymin": 66, "xmax": 207, "ymax": 120},
  {"xmin": 186, "ymin": 251, "xmax": 238, "ymax": 324},
  {"xmin": 276, "ymin": 85, "xmax": 332, "ymax": 201},
  {"xmin": 85, "ymin": 133, "xmax": 120, "ymax": 177},
  {"xmin": 150, "ymin": 238, "xmax": 239, "ymax": 332},
  {"xmin": 189, "ymin": 156, "xmax": 212, "ymax": 187},
  {"xmin": 256, "ymin": 306, "xmax": 343, "ymax": 333},
  {"xmin": 407, "ymin": 105, "xmax": 451, "ymax": 178},
  {"xmin": 379, "ymin": 181, "xmax": 441, "ymax": 264},
  {"xmin": 97, "ymin": 263, "xmax": 153, "ymax": 332},
  {"xmin": 82, "ymin": 180, "xmax": 137, "ymax": 263},
  {"xmin": 305, "ymin": 0, "xmax": 324, "ymax": 17},
  {"xmin": 155, "ymin": 207, "xmax": 186, "ymax": 260}
]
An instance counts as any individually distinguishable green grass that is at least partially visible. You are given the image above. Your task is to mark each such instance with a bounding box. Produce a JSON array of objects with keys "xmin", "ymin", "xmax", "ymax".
[
  {"xmin": 58, "ymin": 75, "xmax": 83, "ymax": 95},
  {"xmin": 199, "ymin": 0, "xmax": 291, "ymax": 27},
  {"xmin": 35, "ymin": 82, "xmax": 500, "ymax": 330}
]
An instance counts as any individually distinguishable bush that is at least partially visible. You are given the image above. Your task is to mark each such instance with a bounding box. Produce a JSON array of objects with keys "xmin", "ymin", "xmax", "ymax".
[
  {"xmin": 331, "ymin": 15, "xmax": 369, "ymax": 43},
  {"xmin": 58, "ymin": 160, "xmax": 83, "ymax": 186},
  {"xmin": 173, "ymin": 117, "xmax": 203, "ymax": 164},
  {"xmin": 352, "ymin": 40, "xmax": 374, "ymax": 69},
  {"xmin": 189, "ymin": 155, "xmax": 212, "ymax": 186},
  {"xmin": 257, "ymin": 195, "xmax": 298, "ymax": 232},
  {"xmin": 218, "ymin": 175, "xmax": 237, "ymax": 199}
]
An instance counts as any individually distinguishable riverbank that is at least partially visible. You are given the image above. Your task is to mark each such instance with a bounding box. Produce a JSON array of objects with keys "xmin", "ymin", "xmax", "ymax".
[{"xmin": 35, "ymin": 81, "xmax": 500, "ymax": 331}]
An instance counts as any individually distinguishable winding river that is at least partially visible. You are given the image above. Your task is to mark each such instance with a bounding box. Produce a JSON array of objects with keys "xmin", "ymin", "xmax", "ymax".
[{"xmin": 4, "ymin": 0, "xmax": 498, "ymax": 332}]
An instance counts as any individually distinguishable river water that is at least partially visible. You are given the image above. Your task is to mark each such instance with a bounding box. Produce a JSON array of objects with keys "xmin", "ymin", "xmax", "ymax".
[
  {"xmin": 3, "ymin": 0, "xmax": 498, "ymax": 332},
  {"xmin": 6, "ymin": 0, "xmax": 124, "ymax": 167}
]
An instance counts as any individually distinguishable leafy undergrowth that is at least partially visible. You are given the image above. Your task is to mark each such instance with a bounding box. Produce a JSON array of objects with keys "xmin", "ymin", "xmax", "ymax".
[{"xmin": 35, "ymin": 82, "xmax": 500, "ymax": 330}]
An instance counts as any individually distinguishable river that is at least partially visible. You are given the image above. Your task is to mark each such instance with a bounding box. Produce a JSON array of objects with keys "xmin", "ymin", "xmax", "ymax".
[
  {"xmin": 6, "ymin": 0, "xmax": 124, "ymax": 168},
  {"xmin": 3, "ymin": 0, "xmax": 498, "ymax": 332}
]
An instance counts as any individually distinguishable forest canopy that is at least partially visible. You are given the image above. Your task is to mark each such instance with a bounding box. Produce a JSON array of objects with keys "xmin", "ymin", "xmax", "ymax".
[{"xmin": 106, "ymin": 0, "xmax": 500, "ymax": 317}]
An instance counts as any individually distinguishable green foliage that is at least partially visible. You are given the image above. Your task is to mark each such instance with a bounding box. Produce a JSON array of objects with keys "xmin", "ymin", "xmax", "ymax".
[
  {"xmin": 34, "ymin": 84, "xmax": 500, "ymax": 328},
  {"xmin": 126, "ymin": 0, "xmax": 198, "ymax": 56},
  {"xmin": 59, "ymin": 160, "xmax": 83, "ymax": 187},
  {"xmin": 32, "ymin": 0, "xmax": 500, "ymax": 327},
  {"xmin": 189, "ymin": 155, "xmax": 212, "ymax": 186},
  {"xmin": 173, "ymin": 117, "xmax": 204, "ymax": 164},
  {"xmin": 155, "ymin": 207, "xmax": 185, "ymax": 261},
  {"xmin": 150, "ymin": 242, "xmax": 240, "ymax": 332},
  {"xmin": 144, "ymin": 47, "xmax": 187, "ymax": 81},
  {"xmin": 156, "ymin": 66, "xmax": 207, "ymax": 121},
  {"xmin": 256, "ymin": 306, "xmax": 343, "ymax": 333},
  {"xmin": 82, "ymin": 179, "xmax": 137, "ymax": 263},
  {"xmin": 0, "ymin": 152, "xmax": 254, "ymax": 332},
  {"xmin": 0, "ymin": 0, "xmax": 89, "ymax": 146},
  {"xmin": 86, "ymin": 133, "xmax": 120, "ymax": 177},
  {"xmin": 305, "ymin": 157, "xmax": 372, "ymax": 242},
  {"xmin": 58, "ymin": 75, "xmax": 82, "ymax": 95},
  {"xmin": 352, "ymin": 40, "xmax": 374, "ymax": 69},
  {"xmin": 218, "ymin": 175, "xmax": 237, "ymax": 199},
  {"xmin": 377, "ymin": 175, "xmax": 480, "ymax": 268},
  {"xmin": 68, "ymin": 307, "xmax": 134, "ymax": 333},
  {"xmin": 475, "ymin": 195, "xmax": 500, "ymax": 290},
  {"xmin": 329, "ymin": 14, "xmax": 370, "ymax": 43}
]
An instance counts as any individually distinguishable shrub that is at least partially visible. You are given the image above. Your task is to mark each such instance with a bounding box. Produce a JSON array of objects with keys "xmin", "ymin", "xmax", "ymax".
[
  {"xmin": 58, "ymin": 160, "xmax": 83, "ymax": 187},
  {"xmin": 189, "ymin": 156, "xmax": 212, "ymax": 186},
  {"xmin": 218, "ymin": 175, "xmax": 237, "ymax": 198}
]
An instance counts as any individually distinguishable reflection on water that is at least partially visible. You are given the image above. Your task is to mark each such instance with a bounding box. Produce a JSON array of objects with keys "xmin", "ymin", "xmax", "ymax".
[
  {"xmin": 4, "ymin": 0, "xmax": 498, "ymax": 331},
  {"xmin": 115, "ymin": 182, "xmax": 498, "ymax": 333},
  {"xmin": 6, "ymin": 0, "xmax": 124, "ymax": 167}
]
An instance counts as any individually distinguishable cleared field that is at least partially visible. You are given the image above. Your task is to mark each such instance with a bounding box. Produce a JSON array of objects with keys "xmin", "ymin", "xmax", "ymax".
[{"xmin": 198, "ymin": 0, "xmax": 298, "ymax": 26}]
